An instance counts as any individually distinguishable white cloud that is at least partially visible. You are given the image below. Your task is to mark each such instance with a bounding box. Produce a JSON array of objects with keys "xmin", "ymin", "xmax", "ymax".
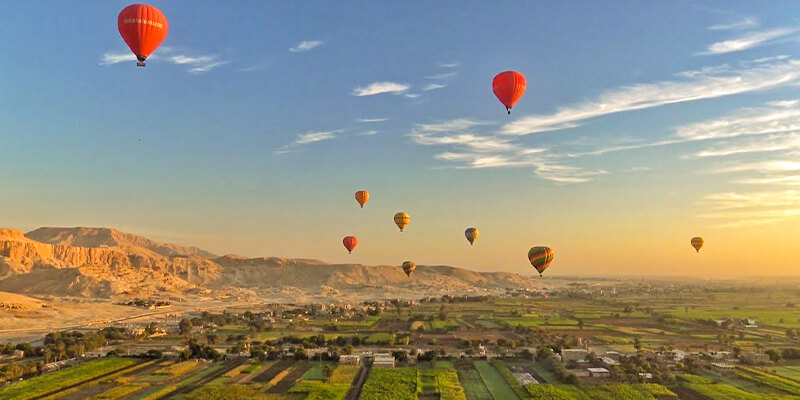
[
  {"xmin": 699, "ymin": 190, "xmax": 800, "ymax": 227},
  {"xmin": 737, "ymin": 175, "xmax": 800, "ymax": 186},
  {"xmin": 352, "ymin": 82, "xmax": 409, "ymax": 96},
  {"xmin": 714, "ymin": 160, "xmax": 800, "ymax": 174},
  {"xmin": 698, "ymin": 28, "xmax": 798, "ymax": 55},
  {"xmin": 290, "ymin": 40, "xmax": 323, "ymax": 53},
  {"xmin": 359, "ymin": 130, "xmax": 379, "ymax": 136},
  {"xmin": 411, "ymin": 118, "xmax": 602, "ymax": 183},
  {"xmin": 439, "ymin": 63, "xmax": 460, "ymax": 68},
  {"xmin": 276, "ymin": 130, "xmax": 342, "ymax": 154},
  {"xmin": 708, "ymin": 17, "xmax": 759, "ymax": 31},
  {"xmin": 295, "ymin": 130, "xmax": 339, "ymax": 144},
  {"xmin": 425, "ymin": 72, "xmax": 457, "ymax": 80},
  {"xmin": 423, "ymin": 84, "xmax": 446, "ymax": 91},
  {"xmin": 357, "ymin": 117, "xmax": 388, "ymax": 123},
  {"xmin": 404, "ymin": 93, "xmax": 420, "ymax": 99},
  {"xmin": 100, "ymin": 52, "xmax": 138, "ymax": 65},
  {"xmin": 100, "ymin": 49, "xmax": 226, "ymax": 74},
  {"xmin": 686, "ymin": 134, "xmax": 800, "ymax": 159},
  {"xmin": 501, "ymin": 58, "xmax": 800, "ymax": 136},
  {"xmin": 188, "ymin": 61, "xmax": 228, "ymax": 74}
]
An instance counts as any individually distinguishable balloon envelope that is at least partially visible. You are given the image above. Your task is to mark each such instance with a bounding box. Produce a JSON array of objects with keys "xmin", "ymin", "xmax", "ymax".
[
  {"xmin": 402, "ymin": 261, "xmax": 416, "ymax": 277},
  {"xmin": 691, "ymin": 237, "xmax": 704, "ymax": 253},
  {"xmin": 465, "ymin": 228, "xmax": 479, "ymax": 245},
  {"xmin": 493, "ymin": 71, "xmax": 527, "ymax": 114},
  {"xmin": 118, "ymin": 4, "xmax": 169, "ymax": 66},
  {"xmin": 394, "ymin": 212, "xmax": 410, "ymax": 231},
  {"xmin": 355, "ymin": 191, "xmax": 370, "ymax": 208},
  {"xmin": 528, "ymin": 246, "xmax": 554, "ymax": 276},
  {"xmin": 343, "ymin": 236, "xmax": 358, "ymax": 254}
]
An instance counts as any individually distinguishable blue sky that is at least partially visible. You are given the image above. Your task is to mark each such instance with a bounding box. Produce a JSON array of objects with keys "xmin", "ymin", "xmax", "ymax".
[{"xmin": 2, "ymin": 1, "xmax": 800, "ymax": 277}]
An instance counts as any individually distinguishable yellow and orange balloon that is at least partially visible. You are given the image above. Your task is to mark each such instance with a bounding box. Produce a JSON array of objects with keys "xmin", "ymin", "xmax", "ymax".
[
  {"xmin": 402, "ymin": 261, "xmax": 416, "ymax": 277},
  {"xmin": 691, "ymin": 237, "xmax": 704, "ymax": 253},
  {"xmin": 394, "ymin": 212, "xmax": 410, "ymax": 232},
  {"xmin": 355, "ymin": 190, "xmax": 369, "ymax": 208}
]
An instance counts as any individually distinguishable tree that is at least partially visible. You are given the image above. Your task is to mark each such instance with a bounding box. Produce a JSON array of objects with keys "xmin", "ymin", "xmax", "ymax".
[
  {"xmin": 179, "ymin": 319, "xmax": 193, "ymax": 336},
  {"xmin": 206, "ymin": 334, "xmax": 218, "ymax": 345},
  {"xmin": 578, "ymin": 320, "xmax": 584, "ymax": 330}
]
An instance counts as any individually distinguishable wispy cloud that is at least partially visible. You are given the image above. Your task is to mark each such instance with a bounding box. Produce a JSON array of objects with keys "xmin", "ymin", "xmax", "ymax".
[
  {"xmin": 357, "ymin": 117, "xmax": 388, "ymax": 123},
  {"xmin": 410, "ymin": 119, "xmax": 604, "ymax": 183},
  {"xmin": 352, "ymin": 82, "xmax": 409, "ymax": 96},
  {"xmin": 439, "ymin": 63, "xmax": 460, "ymax": 68},
  {"xmin": 359, "ymin": 130, "xmax": 379, "ymax": 136},
  {"xmin": 708, "ymin": 17, "xmax": 759, "ymax": 31},
  {"xmin": 425, "ymin": 72, "xmax": 457, "ymax": 80},
  {"xmin": 714, "ymin": 160, "xmax": 800, "ymax": 174},
  {"xmin": 404, "ymin": 93, "xmax": 420, "ymax": 99},
  {"xmin": 736, "ymin": 175, "xmax": 800, "ymax": 186},
  {"xmin": 289, "ymin": 40, "xmax": 323, "ymax": 53},
  {"xmin": 100, "ymin": 52, "xmax": 139, "ymax": 65},
  {"xmin": 698, "ymin": 27, "xmax": 798, "ymax": 55},
  {"xmin": 100, "ymin": 49, "xmax": 226, "ymax": 74},
  {"xmin": 423, "ymin": 84, "xmax": 446, "ymax": 91},
  {"xmin": 686, "ymin": 134, "xmax": 800, "ymax": 159},
  {"xmin": 501, "ymin": 58, "xmax": 800, "ymax": 136},
  {"xmin": 276, "ymin": 129, "xmax": 342, "ymax": 154},
  {"xmin": 699, "ymin": 190, "xmax": 800, "ymax": 227}
]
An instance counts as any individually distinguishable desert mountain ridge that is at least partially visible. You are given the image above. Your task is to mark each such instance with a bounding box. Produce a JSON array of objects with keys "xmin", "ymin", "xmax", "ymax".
[{"xmin": 0, "ymin": 227, "xmax": 540, "ymax": 300}]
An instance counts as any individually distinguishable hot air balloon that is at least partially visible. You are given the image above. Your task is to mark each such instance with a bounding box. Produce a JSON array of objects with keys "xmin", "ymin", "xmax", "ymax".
[
  {"xmin": 493, "ymin": 71, "xmax": 527, "ymax": 114},
  {"xmin": 402, "ymin": 261, "xmax": 416, "ymax": 277},
  {"xmin": 691, "ymin": 237, "xmax": 704, "ymax": 253},
  {"xmin": 118, "ymin": 4, "xmax": 169, "ymax": 67},
  {"xmin": 465, "ymin": 228, "xmax": 479, "ymax": 245},
  {"xmin": 343, "ymin": 236, "xmax": 358, "ymax": 254},
  {"xmin": 355, "ymin": 191, "xmax": 370, "ymax": 208},
  {"xmin": 394, "ymin": 212, "xmax": 410, "ymax": 232},
  {"xmin": 528, "ymin": 246, "xmax": 553, "ymax": 277}
]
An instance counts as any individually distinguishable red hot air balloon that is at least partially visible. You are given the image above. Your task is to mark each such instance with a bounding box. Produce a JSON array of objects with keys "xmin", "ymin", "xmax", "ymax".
[
  {"xmin": 492, "ymin": 71, "xmax": 527, "ymax": 114},
  {"xmin": 343, "ymin": 236, "xmax": 358, "ymax": 254},
  {"xmin": 118, "ymin": 4, "xmax": 169, "ymax": 67}
]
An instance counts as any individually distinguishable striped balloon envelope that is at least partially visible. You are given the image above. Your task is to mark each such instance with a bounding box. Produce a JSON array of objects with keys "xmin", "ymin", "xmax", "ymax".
[
  {"xmin": 691, "ymin": 237, "xmax": 704, "ymax": 253},
  {"xmin": 528, "ymin": 246, "xmax": 554, "ymax": 277}
]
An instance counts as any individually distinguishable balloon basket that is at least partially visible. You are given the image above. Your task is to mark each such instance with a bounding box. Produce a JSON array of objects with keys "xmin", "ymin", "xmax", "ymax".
[{"xmin": 137, "ymin": 61, "xmax": 146, "ymax": 67}]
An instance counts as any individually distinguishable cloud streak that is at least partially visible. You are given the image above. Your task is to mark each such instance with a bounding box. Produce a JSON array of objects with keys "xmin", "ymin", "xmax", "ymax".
[
  {"xmin": 698, "ymin": 28, "xmax": 798, "ymax": 55},
  {"xmin": 276, "ymin": 130, "xmax": 342, "ymax": 154},
  {"xmin": 100, "ymin": 50, "xmax": 226, "ymax": 74},
  {"xmin": 708, "ymin": 17, "xmax": 758, "ymax": 31},
  {"xmin": 357, "ymin": 117, "xmax": 388, "ymax": 123},
  {"xmin": 352, "ymin": 82, "xmax": 409, "ymax": 96},
  {"xmin": 290, "ymin": 40, "xmax": 323, "ymax": 52},
  {"xmin": 501, "ymin": 58, "xmax": 800, "ymax": 136}
]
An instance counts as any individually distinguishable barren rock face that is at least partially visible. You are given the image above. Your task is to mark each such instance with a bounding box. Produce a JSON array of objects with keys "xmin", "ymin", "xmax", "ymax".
[{"xmin": 0, "ymin": 226, "xmax": 538, "ymax": 299}]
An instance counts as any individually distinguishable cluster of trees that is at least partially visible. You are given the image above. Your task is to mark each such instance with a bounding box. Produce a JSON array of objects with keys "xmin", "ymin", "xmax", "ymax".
[
  {"xmin": 124, "ymin": 299, "xmax": 170, "ymax": 308},
  {"xmin": 535, "ymin": 347, "xmax": 577, "ymax": 384},
  {"xmin": 179, "ymin": 340, "xmax": 221, "ymax": 361},
  {"xmin": 764, "ymin": 348, "xmax": 800, "ymax": 361}
]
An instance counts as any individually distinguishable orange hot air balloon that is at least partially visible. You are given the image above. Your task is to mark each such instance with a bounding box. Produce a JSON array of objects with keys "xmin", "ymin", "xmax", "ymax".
[
  {"xmin": 394, "ymin": 212, "xmax": 410, "ymax": 232},
  {"xmin": 355, "ymin": 191, "xmax": 370, "ymax": 208},
  {"xmin": 691, "ymin": 237, "xmax": 704, "ymax": 253},
  {"xmin": 343, "ymin": 236, "xmax": 358, "ymax": 254},
  {"xmin": 402, "ymin": 261, "xmax": 416, "ymax": 277},
  {"xmin": 118, "ymin": 4, "xmax": 169, "ymax": 67},
  {"xmin": 493, "ymin": 71, "xmax": 527, "ymax": 114}
]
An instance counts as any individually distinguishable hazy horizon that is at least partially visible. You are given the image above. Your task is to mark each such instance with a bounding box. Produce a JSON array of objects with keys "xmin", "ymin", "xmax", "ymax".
[{"xmin": 2, "ymin": 2, "xmax": 800, "ymax": 278}]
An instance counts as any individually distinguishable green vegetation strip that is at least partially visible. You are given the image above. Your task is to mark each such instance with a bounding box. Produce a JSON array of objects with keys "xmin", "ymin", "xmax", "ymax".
[
  {"xmin": 524, "ymin": 384, "xmax": 676, "ymax": 400},
  {"xmin": 736, "ymin": 366, "xmax": 800, "ymax": 395},
  {"xmin": 0, "ymin": 357, "xmax": 139, "ymax": 400},
  {"xmin": 328, "ymin": 365, "xmax": 360, "ymax": 384},
  {"xmin": 360, "ymin": 367, "xmax": 417, "ymax": 400},
  {"xmin": 491, "ymin": 360, "xmax": 528, "ymax": 399},
  {"xmin": 289, "ymin": 381, "xmax": 350, "ymax": 400},
  {"xmin": 301, "ymin": 362, "xmax": 336, "ymax": 381},
  {"xmin": 183, "ymin": 384, "xmax": 281, "ymax": 400},
  {"xmin": 90, "ymin": 384, "xmax": 147, "ymax": 400},
  {"xmin": 456, "ymin": 369, "xmax": 492, "ymax": 400},
  {"xmin": 684, "ymin": 383, "xmax": 797, "ymax": 400},
  {"xmin": 473, "ymin": 360, "xmax": 520, "ymax": 400}
]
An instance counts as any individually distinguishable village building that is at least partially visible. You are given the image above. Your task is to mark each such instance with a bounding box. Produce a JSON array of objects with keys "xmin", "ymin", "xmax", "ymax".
[
  {"xmin": 587, "ymin": 367, "xmax": 610, "ymax": 378},
  {"xmin": 372, "ymin": 353, "xmax": 395, "ymax": 367}
]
